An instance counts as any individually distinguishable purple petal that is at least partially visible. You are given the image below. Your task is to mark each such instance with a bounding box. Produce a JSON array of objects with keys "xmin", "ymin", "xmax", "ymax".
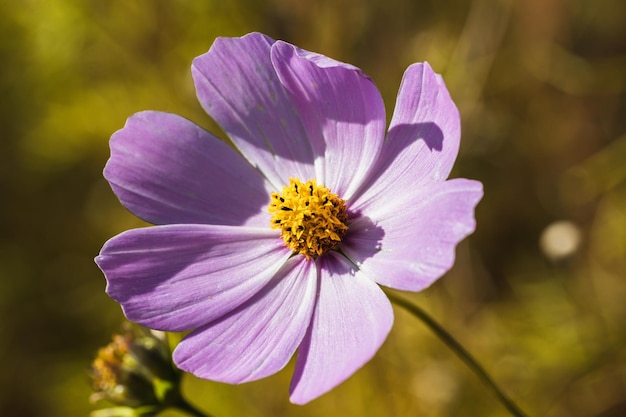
[
  {"xmin": 105, "ymin": 111, "xmax": 271, "ymax": 226},
  {"xmin": 192, "ymin": 33, "xmax": 315, "ymax": 189},
  {"xmin": 289, "ymin": 252, "xmax": 393, "ymax": 404},
  {"xmin": 344, "ymin": 179, "xmax": 483, "ymax": 291},
  {"xmin": 350, "ymin": 63, "xmax": 461, "ymax": 207},
  {"xmin": 173, "ymin": 257, "xmax": 317, "ymax": 383},
  {"xmin": 95, "ymin": 224, "xmax": 290, "ymax": 332},
  {"xmin": 271, "ymin": 41, "xmax": 386, "ymax": 200}
]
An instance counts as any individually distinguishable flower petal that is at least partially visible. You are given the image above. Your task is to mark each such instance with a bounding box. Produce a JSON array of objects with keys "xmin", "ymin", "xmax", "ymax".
[
  {"xmin": 271, "ymin": 41, "xmax": 386, "ymax": 200},
  {"xmin": 344, "ymin": 179, "xmax": 483, "ymax": 292},
  {"xmin": 95, "ymin": 224, "xmax": 290, "ymax": 332},
  {"xmin": 289, "ymin": 252, "xmax": 393, "ymax": 404},
  {"xmin": 105, "ymin": 111, "xmax": 271, "ymax": 226},
  {"xmin": 350, "ymin": 62, "xmax": 461, "ymax": 207},
  {"xmin": 173, "ymin": 257, "xmax": 317, "ymax": 383},
  {"xmin": 192, "ymin": 33, "xmax": 315, "ymax": 189}
]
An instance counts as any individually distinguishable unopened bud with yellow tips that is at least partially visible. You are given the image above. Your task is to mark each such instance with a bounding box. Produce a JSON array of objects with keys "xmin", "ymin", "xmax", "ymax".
[{"xmin": 89, "ymin": 322, "xmax": 210, "ymax": 417}]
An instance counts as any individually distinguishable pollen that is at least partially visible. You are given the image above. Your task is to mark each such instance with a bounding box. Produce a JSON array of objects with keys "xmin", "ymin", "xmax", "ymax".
[{"xmin": 269, "ymin": 178, "xmax": 349, "ymax": 259}]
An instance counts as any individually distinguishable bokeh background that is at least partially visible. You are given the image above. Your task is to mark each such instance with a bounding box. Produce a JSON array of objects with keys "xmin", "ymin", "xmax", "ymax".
[{"xmin": 2, "ymin": 0, "xmax": 625, "ymax": 416}]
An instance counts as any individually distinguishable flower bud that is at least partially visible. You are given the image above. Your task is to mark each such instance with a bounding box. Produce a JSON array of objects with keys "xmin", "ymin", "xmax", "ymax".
[{"xmin": 89, "ymin": 323, "xmax": 180, "ymax": 417}]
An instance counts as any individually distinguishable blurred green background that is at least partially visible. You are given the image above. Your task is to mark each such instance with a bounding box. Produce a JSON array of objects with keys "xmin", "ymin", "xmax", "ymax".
[{"xmin": 1, "ymin": 0, "xmax": 625, "ymax": 416}]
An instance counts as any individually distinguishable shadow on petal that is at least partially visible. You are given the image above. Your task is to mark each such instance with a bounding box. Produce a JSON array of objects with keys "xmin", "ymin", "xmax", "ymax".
[
  {"xmin": 341, "ymin": 212, "xmax": 386, "ymax": 268},
  {"xmin": 383, "ymin": 121, "xmax": 445, "ymax": 168},
  {"xmin": 350, "ymin": 121, "xmax": 448, "ymax": 205},
  {"xmin": 389, "ymin": 121, "xmax": 445, "ymax": 151}
]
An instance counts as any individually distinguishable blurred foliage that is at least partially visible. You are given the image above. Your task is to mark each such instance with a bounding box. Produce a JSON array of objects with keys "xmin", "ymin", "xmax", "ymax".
[{"xmin": 1, "ymin": 0, "xmax": 625, "ymax": 416}]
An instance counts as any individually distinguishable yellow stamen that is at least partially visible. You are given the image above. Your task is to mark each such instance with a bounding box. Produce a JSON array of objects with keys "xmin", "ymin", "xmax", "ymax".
[{"xmin": 269, "ymin": 178, "xmax": 349, "ymax": 259}]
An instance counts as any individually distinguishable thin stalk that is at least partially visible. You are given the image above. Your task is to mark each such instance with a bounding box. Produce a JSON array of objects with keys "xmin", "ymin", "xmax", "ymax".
[
  {"xmin": 172, "ymin": 395, "xmax": 214, "ymax": 417},
  {"xmin": 386, "ymin": 291, "xmax": 530, "ymax": 417}
]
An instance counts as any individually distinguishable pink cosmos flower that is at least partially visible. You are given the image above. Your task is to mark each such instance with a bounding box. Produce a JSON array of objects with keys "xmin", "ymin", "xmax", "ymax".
[{"xmin": 95, "ymin": 32, "xmax": 483, "ymax": 405}]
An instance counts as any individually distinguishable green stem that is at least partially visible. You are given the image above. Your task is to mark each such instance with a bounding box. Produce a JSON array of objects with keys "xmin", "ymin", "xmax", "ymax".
[
  {"xmin": 172, "ymin": 395, "xmax": 214, "ymax": 417},
  {"xmin": 386, "ymin": 291, "xmax": 530, "ymax": 417}
]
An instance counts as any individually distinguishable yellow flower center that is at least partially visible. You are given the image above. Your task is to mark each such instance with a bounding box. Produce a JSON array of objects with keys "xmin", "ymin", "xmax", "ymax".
[{"xmin": 269, "ymin": 178, "xmax": 349, "ymax": 259}]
